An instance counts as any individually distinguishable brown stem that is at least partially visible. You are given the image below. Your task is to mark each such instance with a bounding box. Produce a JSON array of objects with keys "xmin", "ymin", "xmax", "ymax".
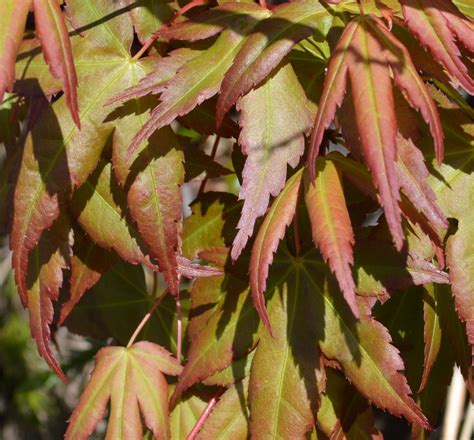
[
  {"xmin": 356, "ymin": 0, "xmax": 365, "ymax": 15},
  {"xmin": 187, "ymin": 389, "xmax": 224, "ymax": 439},
  {"xmin": 198, "ymin": 135, "xmax": 221, "ymax": 195},
  {"xmin": 127, "ymin": 291, "xmax": 168, "ymax": 347}
]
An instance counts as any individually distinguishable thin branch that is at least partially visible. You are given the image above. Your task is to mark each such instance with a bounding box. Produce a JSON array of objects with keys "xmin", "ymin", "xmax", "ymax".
[
  {"xmin": 127, "ymin": 291, "xmax": 168, "ymax": 348},
  {"xmin": 198, "ymin": 135, "xmax": 221, "ymax": 195},
  {"xmin": 187, "ymin": 389, "xmax": 224, "ymax": 440},
  {"xmin": 442, "ymin": 367, "xmax": 466, "ymax": 440}
]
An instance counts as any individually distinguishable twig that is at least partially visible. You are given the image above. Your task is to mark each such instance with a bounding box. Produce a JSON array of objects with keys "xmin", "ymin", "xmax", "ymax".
[
  {"xmin": 187, "ymin": 389, "xmax": 224, "ymax": 439},
  {"xmin": 127, "ymin": 291, "xmax": 168, "ymax": 348},
  {"xmin": 459, "ymin": 401, "xmax": 474, "ymax": 440},
  {"xmin": 198, "ymin": 135, "xmax": 221, "ymax": 195}
]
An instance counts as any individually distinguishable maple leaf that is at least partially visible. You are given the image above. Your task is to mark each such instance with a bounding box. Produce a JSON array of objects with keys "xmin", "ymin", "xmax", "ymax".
[
  {"xmin": 305, "ymin": 159, "xmax": 358, "ymax": 318},
  {"xmin": 65, "ymin": 341, "xmax": 182, "ymax": 440},
  {"xmin": 26, "ymin": 215, "xmax": 71, "ymax": 380},
  {"xmin": 250, "ymin": 169, "xmax": 303, "ymax": 332},
  {"xmin": 248, "ymin": 267, "xmax": 325, "ymax": 439},
  {"xmin": 170, "ymin": 389, "xmax": 210, "ymax": 439},
  {"xmin": 197, "ymin": 378, "xmax": 250, "ymax": 439},
  {"xmin": 232, "ymin": 62, "xmax": 311, "ymax": 260},
  {"xmin": 33, "ymin": 0, "xmax": 80, "ymax": 126},
  {"xmin": 128, "ymin": 7, "xmax": 270, "ymax": 157},
  {"xmin": 308, "ymin": 16, "xmax": 445, "ymax": 249},
  {"xmin": 0, "ymin": 1, "xmax": 31, "ymax": 103},
  {"xmin": 216, "ymin": 0, "xmax": 333, "ymax": 125},
  {"xmin": 400, "ymin": 0, "xmax": 474, "ymax": 94},
  {"xmin": 9, "ymin": 0, "xmax": 142, "ymax": 305}
]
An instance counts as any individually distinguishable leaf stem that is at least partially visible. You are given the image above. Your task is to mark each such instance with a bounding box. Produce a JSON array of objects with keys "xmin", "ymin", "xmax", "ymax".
[
  {"xmin": 176, "ymin": 291, "xmax": 183, "ymax": 364},
  {"xmin": 132, "ymin": 31, "xmax": 160, "ymax": 61},
  {"xmin": 198, "ymin": 135, "xmax": 221, "ymax": 195},
  {"xmin": 187, "ymin": 389, "xmax": 224, "ymax": 439},
  {"xmin": 127, "ymin": 291, "xmax": 168, "ymax": 347}
]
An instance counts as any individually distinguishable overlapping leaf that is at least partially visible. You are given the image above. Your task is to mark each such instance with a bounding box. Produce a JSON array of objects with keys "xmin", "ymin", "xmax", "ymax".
[
  {"xmin": 400, "ymin": 0, "xmax": 474, "ymax": 93},
  {"xmin": 250, "ymin": 169, "xmax": 303, "ymax": 331},
  {"xmin": 305, "ymin": 159, "xmax": 358, "ymax": 317},
  {"xmin": 128, "ymin": 7, "xmax": 270, "ymax": 157},
  {"xmin": 308, "ymin": 16, "xmax": 446, "ymax": 249},
  {"xmin": 232, "ymin": 62, "xmax": 311, "ymax": 260},
  {"xmin": 65, "ymin": 342, "xmax": 182, "ymax": 440},
  {"xmin": 216, "ymin": 0, "xmax": 333, "ymax": 125}
]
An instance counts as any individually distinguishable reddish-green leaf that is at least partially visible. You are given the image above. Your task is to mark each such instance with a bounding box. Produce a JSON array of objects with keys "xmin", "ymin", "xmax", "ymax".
[
  {"xmin": 217, "ymin": 0, "xmax": 332, "ymax": 125},
  {"xmin": 127, "ymin": 0, "xmax": 174, "ymax": 44},
  {"xmin": 305, "ymin": 159, "xmax": 358, "ymax": 317},
  {"xmin": 307, "ymin": 19, "xmax": 357, "ymax": 171},
  {"xmin": 33, "ymin": 0, "xmax": 80, "ymax": 126},
  {"xmin": 249, "ymin": 268, "xmax": 325, "ymax": 439},
  {"xmin": 395, "ymin": 135, "xmax": 447, "ymax": 229},
  {"xmin": 347, "ymin": 19, "xmax": 403, "ymax": 250},
  {"xmin": 198, "ymin": 378, "xmax": 250, "ymax": 439},
  {"xmin": 10, "ymin": 7, "xmax": 144, "ymax": 304},
  {"xmin": 112, "ymin": 77, "xmax": 185, "ymax": 294},
  {"xmin": 26, "ymin": 216, "xmax": 71, "ymax": 380},
  {"xmin": 367, "ymin": 17, "xmax": 445, "ymax": 164},
  {"xmin": 108, "ymin": 48, "xmax": 202, "ymax": 106},
  {"xmin": 302, "ymin": 257, "xmax": 429, "ymax": 428},
  {"xmin": 71, "ymin": 162, "xmax": 146, "ymax": 265},
  {"xmin": 129, "ymin": 8, "xmax": 269, "ymax": 157},
  {"xmin": 232, "ymin": 63, "xmax": 311, "ymax": 259},
  {"xmin": 159, "ymin": 2, "xmax": 268, "ymax": 42},
  {"xmin": 170, "ymin": 390, "xmax": 210, "ymax": 439},
  {"xmin": 400, "ymin": 0, "xmax": 474, "ymax": 93},
  {"xmin": 65, "ymin": 342, "xmax": 182, "ymax": 440},
  {"xmin": 0, "ymin": 0, "xmax": 31, "ymax": 102},
  {"xmin": 250, "ymin": 169, "xmax": 303, "ymax": 331}
]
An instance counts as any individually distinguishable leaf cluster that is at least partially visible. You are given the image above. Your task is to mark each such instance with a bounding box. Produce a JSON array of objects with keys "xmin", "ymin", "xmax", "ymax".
[{"xmin": 0, "ymin": 0, "xmax": 473, "ymax": 438}]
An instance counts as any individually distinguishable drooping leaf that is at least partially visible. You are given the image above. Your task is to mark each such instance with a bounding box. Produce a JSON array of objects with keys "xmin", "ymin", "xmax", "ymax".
[
  {"xmin": 305, "ymin": 159, "xmax": 358, "ymax": 317},
  {"xmin": 182, "ymin": 141, "xmax": 233, "ymax": 181},
  {"xmin": 10, "ymin": 2, "xmax": 137, "ymax": 306},
  {"xmin": 217, "ymin": 0, "xmax": 333, "ymax": 125},
  {"xmin": 366, "ymin": 17, "xmax": 444, "ymax": 164},
  {"xmin": 250, "ymin": 169, "xmax": 303, "ymax": 332},
  {"xmin": 112, "ymin": 74, "xmax": 186, "ymax": 294},
  {"xmin": 248, "ymin": 266, "xmax": 325, "ymax": 439},
  {"xmin": 0, "ymin": 0, "xmax": 31, "ymax": 103},
  {"xmin": 26, "ymin": 215, "xmax": 71, "ymax": 380},
  {"xmin": 33, "ymin": 0, "xmax": 80, "ymax": 126},
  {"xmin": 400, "ymin": 0, "xmax": 474, "ymax": 94},
  {"xmin": 203, "ymin": 350, "xmax": 255, "ymax": 386},
  {"xmin": 65, "ymin": 342, "xmax": 182, "ymax": 440},
  {"xmin": 346, "ymin": 19, "xmax": 403, "ymax": 249},
  {"xmin": 198, "ymin": 378, "xmax": 250, "ymax": 439},
  {"xmin": 129, "ymin": 8, "xmax": 270, "ymax": 157},
  {"xmin": 232, "ymin": 62, "xmax": 311, "ymax": 259}
]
